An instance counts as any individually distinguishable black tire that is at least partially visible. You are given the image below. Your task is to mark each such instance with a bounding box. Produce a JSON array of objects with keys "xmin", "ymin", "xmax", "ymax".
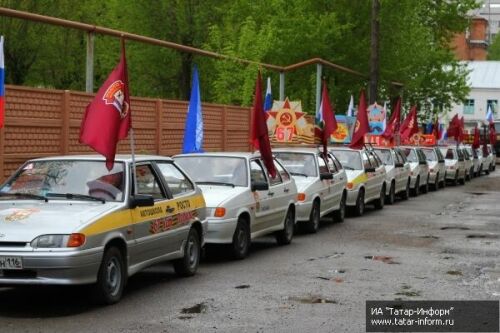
[
  {"xmin": 304, "ymin": 200, "xmax": 320, "ymax": 233},
  {"xmin": 411, "ymin": 177, "xmax": 420, "ymax": 197},
  {"xmin": 93, "ymin": 246, "xmax": 126, "ymax": 305},
  {"xmin": 353, "ymin": 189, "xmax": 365, "ymax": 217},
  {"xmin": 173, "ymin": 227, "xmax": 201, "ymax": 276},
  {"xmin": 440, "ymin": 174, "xmax": 446, "ymax": 188},
  {"xmin": 231, "ymin": 218, "xmax": 251, "ymax": 259},
  {"xmin": 432, "ymin": 174, "xmax": 439, "ymax": 191},
  {"xmin": 333, "ymin": 192, "xmax": 346, "ymax": 223},
  {"xmin": 479, "ymin": 164, "xmax": 483, "ymax": 176},
  {"xmin": 452, "ymin": 171, "xmax": 458, "ymax": 186},
  {"xmin": 421, "ymin": 175, "xmax": 429, "ymax": 194},
  {"xmin": 400, "ymin": 179, "xmax": 410, "ymax": 200},
  {"xmin": 374, "ymin": 184, "xmax": 385, "ymax": 210},
  {"xmin": 385, "ymin": 182, "xmax": 395, "ymax": 205},
  {"xmin": 485, "ymin": 168, "xmax": 490, "ymax": 175},
  {"xmin": 459, "ymin": 172, "xmax": 466, "ymax": 185},
  {"xmin": 470, "ymin": 167, "xmax": 474, "ymax": 179},
  {"xmin": 276, "ymin": 208, "xmax": 294, "ymax": 245}
]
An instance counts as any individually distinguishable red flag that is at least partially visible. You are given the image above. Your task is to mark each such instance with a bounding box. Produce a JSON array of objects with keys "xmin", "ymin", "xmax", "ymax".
[
  {"xmin": 318, "ymin": 80, "xmax": 337, "ymax": 155},
  {"xmin": 459, "ymin": 116, "xmax": 465, "ymax": 143},
  {"xmin": 432, "ymin": 118, "xmax": 439, "ymax": 140},
  {"xmin": 472, "ymin": 126, "xmax": 480, "ymax": 149},
  {"xmin": 349, "ymin": 90, "xmax": 369, "ymax": 150},
  {"xmin": 400, "ymin": 105, "xmax": 419, "ymax": 140},
  {"xmin": 250, "ymin": 71, "xmax": 276, "ymax": 178},
  {"xmin": 490, "ymin": 123, "xmax": 497, "ymax": 146},
  {"xmin": 446, "ymin": 114, "xmax": 460, "ymax": 140},
  {"xmin": 381, "ymin": 97, "xmax": 401, "ymax": 140},
  {"xmin": 80, "ymin": 42, "xmax": 131, "ymax": 170}
]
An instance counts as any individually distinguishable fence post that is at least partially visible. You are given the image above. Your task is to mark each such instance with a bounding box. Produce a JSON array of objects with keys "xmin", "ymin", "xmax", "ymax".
[
  {"xmin": 156, "ymin": 99, "xmax": 163, "ymax": 155},
  {"xmin": 61, "ymin": 90, "xmax": 70, "ymax": 155}
]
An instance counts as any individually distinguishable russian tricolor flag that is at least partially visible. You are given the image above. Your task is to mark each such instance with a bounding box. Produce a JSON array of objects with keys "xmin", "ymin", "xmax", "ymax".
[{"xmin": 0, "ymin": 36, "xmax": 4, "ymax": 128}]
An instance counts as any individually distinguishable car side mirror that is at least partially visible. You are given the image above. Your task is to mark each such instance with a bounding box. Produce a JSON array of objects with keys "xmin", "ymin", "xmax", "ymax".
[
  {"xmin": 364, "ymin": 167, "xmax": 376, "ymax": 173},
  {"xmin": 394, "ymin": 163, "xmax": 404, "ymax": 168},
  {"xmin": 439, "ymin": 160, "xmax": 445, "ymax": 163},
  {"xmin": 419, "ymin": 160, "xmax": 427, "ymax": 165},
  {"xmin": 251, "ymin": 181, "xmax": 269, "ymax": 192},
  {"xmin": 320, "ymin": 173, "xmax": 334, "ymax": 180},
  {"xmin": 129, "ymin": 194, "xmax": 154, "ymax": 209}
]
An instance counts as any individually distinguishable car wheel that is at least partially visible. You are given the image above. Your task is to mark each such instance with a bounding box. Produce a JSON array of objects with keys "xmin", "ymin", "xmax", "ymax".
[
  {"xmin": 470, "ymin": 167, "xmax": 474, "ymax": 179},
  {"xmin": 374, "ymin": 184, "xmax": 385, "ymax": 210},
  {"xmin": 333, "ymin": 192, "xmax": 346, "ymax": 223},
  {"xmin": 231, "ymin": 218, "xmax": 251, "ymax": 259},
  {"xmin": 432, "ymin": 174, "xmax": 439, "ymax": 191},
  {"xmin": 459, "ymin": 172, "xmax": 466, "ymax": 185},
  {"xmin": 93, "ymin": 246, "xmax": 126, "ymax": 305},
  {"xmin": 479, "ymin": 164, "xmax": 483, "ymax": 176},
  {"xmin": 452, "ymin": 171, "xmax": 458, "ymax": 186},
  {"xmin": 173, "ymin": 227, "xmax": 201, "ymax": 276},
  {"xmin": 400, "ymin": 179, "xmax": 410, "ymax": 200},
  {"xmin": 385, "ymin": 182, "xmax": 395, "ymax": 205},
  {"xmin": 304, "ymin": 201, "xmax": 320, "ymax": 233},
  {"xmin": 421, "ymin": 175, "xmax": 429, "ymax": 194},
  {"xmin": 354, "ymin": 189, "xmax": 365, "ymax": 217},
  {"xmin": 440, "ymin": 175, "xmax": 446, "ymax": 188},
  {"xmin": 412, "ymin": 177, "xmax": 420, "ymax": 196},
  {"xmin": 485, "ymin": 167, "xmax": 490, "ymax": 175},
  {"xmin": 276, "ymin": 208, "xmax": 294, "ymax": 245}
]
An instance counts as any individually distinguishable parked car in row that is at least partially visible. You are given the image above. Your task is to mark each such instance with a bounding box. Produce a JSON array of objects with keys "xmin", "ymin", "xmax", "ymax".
[
  {"xmin": 174, "ymin": 152, "xmax": 297, "ymax": 260},
  {"xmin": 329, "ymin": 147, "xmax": 386, "ymax": 217},
  {"xmin": 373, "ymin": 147, "xmax": 411, "ymax": 204},
  {"xmin": 421, "ymin": 146, "xmax": 446, "ymax": 190},
  {"xmin": 0, "ymin": 155, "xmax": 207, "ymax": 304},
  {"xmin": 273, "ymin": 148, "xmax": 347, "ymax": 233},
  {"xmin": 401, "ymin": 146, "xmax": 430, "ymax": 196},
  {"xmin": 464, "ymin": 146, "xmax": 481, "ymax": 178},
  {"xmin": 440, "ymin": 146, "xmax": 466, "ymax": 185}
]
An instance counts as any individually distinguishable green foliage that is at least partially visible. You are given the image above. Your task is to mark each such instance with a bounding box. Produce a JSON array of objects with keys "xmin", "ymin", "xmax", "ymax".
[
  {"xmin": 488, "ymin": 33, "xmax": 500, "ymax": 60},
  {"xmin": 0, "ymin": 0, "xmax": 479, "ymax": 121}
]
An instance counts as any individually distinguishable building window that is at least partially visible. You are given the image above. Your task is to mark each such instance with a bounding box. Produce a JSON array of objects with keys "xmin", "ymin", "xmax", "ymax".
[
  {"xmin": 463, "ymin": 99, "xmax": 475, "ymax": 115},
  {"xmin": 487, "ymin": 100, "xmax": 498, "ymax": 113}
]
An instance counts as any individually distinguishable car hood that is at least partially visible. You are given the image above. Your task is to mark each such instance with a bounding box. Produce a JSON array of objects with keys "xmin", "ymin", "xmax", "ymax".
[
  {"xmin": 292, "ymin": 176, "xmax": 316, "ymax": 192},
  {"xmin": 198, "ymin": 185, "xmax": 248, "ymax": 208},
  {"xmin": 0, "ymin": 200, "xmax": 122, "ymax": 242},
  {"xmin": 345, "ymin": 170, "xmax": 366, "ymax": 183},
  {"xmin": 427, "ymin": 161, "xmax": 438, "ymax": 169},
  {"xmin": 409, "ymin": 162, "xmax": 419, "ymax": 171},
  {"xmin": 445, "ymin": 159, "xmax": 457, "ymax": 167}
]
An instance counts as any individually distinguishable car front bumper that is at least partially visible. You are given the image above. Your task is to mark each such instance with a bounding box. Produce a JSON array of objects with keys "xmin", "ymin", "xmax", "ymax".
[
  {"xmin": 345, "ymin": 188, "xmax": 360, "ymax": 207},
  {"xmin": 295, "ymin": 200, "xmax": 313, "ymax": 222},
  {"xmin": 205, "ymin": 217, "xmax": 239, "ymax": 244}
]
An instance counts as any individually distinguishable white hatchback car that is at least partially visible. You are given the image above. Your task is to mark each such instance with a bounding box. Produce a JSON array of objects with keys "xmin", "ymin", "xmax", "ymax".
[
  {"xmin": 174, "ymin": 152, "xmax": 297, "ymax": 259},
  {"xmin": 401, "ymin": 147, "xmax": 430, "ymax": 196},
  {"xmin": 440, "ymin": 146, "xmax": 466, "ymax": 185},
  {"xmin": 329, "ymin": 147, "xmax": 386, "ymax": 217},
  {"xmin": 464, "ymin": 146, "xmax": 481, "ymax": 177},
  {"xmin": 421, "ymin": 147, "xmax": 446, "ymax": 190},
  {"xmin": 274, "ymin": 148, "xmax": 347, "ymax": 233},
  {"xmin": 373, "ymin": 147, "xmax": 411, "ymax": 204}
]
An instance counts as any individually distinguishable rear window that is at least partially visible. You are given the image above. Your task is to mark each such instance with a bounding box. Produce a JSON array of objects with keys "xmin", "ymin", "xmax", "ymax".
[{"xmin": 374, "ymin": 149, "xmax": 392, "ymax": 165}]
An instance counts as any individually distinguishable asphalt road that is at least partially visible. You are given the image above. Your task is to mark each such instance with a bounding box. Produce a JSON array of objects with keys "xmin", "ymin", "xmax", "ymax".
[{"xmin": 0, "ymin": 171, "xmax": 499, "ymax": 333}]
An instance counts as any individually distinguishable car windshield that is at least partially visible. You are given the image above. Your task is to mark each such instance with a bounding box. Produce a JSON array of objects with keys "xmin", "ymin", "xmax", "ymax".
[
  {"xmin": 174, "ymin": 156, "xmax": 248, "ymax": 187},
  {"xmin": 0, "ymin": 160, "xmax": 125, "ymax": 202},
  {"xmin": 422, "ymin": 149, "xmax": 437, "ymax": 161},
  {"xmin": 374, "ymin": 149, "xmax": 392, "ymax": 165},
  {"xmin": 330, "ymin": 150, "xmax": 362, "ymax": 170},
  {"xmin": 274, "ymin": 152, "xmax": 317, "ymax": 177},
  {"xmin": 403, "ymin": 148, "xmax": 418, "ymax": 162}
]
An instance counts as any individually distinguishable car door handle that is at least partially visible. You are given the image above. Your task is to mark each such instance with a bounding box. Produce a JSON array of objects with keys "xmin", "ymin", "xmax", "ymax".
[
  {"xmin": 166, "ymin": 206, "xmax": 175, "ymax": 213},
  {"xmin": 268, "ymin": 192, "xmax": 275, "ymax": 196},
  {"xmin": 284, "ymin": 188, "xmax": 290, "ymax": 193}
]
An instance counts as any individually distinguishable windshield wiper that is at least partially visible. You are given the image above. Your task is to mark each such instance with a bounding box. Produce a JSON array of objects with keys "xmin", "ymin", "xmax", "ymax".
[
  {"xmin": 46, "ymin": 192, "xmax": 106, "ymax": 204},
  {"xmin": 290, "ymin": 172, "xmax": 309, "ymax": 177},
  {"xmin": 0, "ymin": 192, "xmax": 48, "ymax": 202},
  {"xmin": 196, "ymin": 181, "xmax": 236, "ymax": 187},
  {"xmin": 343, "ymin": 166, "xmax": 355, "ymax": 170}
]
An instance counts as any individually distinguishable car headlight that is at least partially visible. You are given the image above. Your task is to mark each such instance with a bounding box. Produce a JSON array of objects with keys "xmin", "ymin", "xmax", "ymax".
[{"xmin": 31, "ymin": 234, "xmax": 86, "ymax": 248}]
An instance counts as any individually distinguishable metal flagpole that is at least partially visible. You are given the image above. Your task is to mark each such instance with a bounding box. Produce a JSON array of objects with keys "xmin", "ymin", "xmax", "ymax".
[{"xmin": 130, "ymin": 128, "xmax": 138, "ymax": 195}]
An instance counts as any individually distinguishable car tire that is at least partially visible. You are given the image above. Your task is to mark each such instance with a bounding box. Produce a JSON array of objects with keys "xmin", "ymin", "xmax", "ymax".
[
  {"xmin": 385, "ymin": 181, "xmax": 395, "ymax": 205},
  {"xmin": 93, "ymin": 246, "xmax": 126, "ymax": 305},
  {"xmin": 400, "ymin": 179, "xmax": 410, "ymax": 200},
  {"xmin": 173, "ymin": 227, "xmax": 201, "ymax": 277},
  {"xmin": 459, "ymin": 172, "xmax": 466, "ymax": 185},
  {"xmin": 374, "ymin": 184, "xmax": 385, "ymax": 210},
  {"xmin": 231, "ymin": 218, "xmax": 251, "ymax": 260},
  {"xmin": 411, "ymin": 177, "xmax": 420, "ymax": 197},
  {"xmin": 485, "ymin": 167, "xmax": 490, "ymax": 175},
  {"xmin": 452, "ymin": 171, "xmax": 458, "ymax": 186},
  {"xmin": 353, "ymin": 189, "xmax": 365, "ymax": 217},
  {"xmin": 470, "ymin": 167, "xmax": 474, "ymax": 179},
  {"xmin": 440, "ymin": 175, "xmax": 446, "ymax": 189},
  {"xmin": 304, "ymin": 201, "xmax": 320, "ymax": 233},
  {"xmin": 276, "ymin": 207, "xmax": 294, "ymax": 245},
  {"xmin": 421, "ymin": 175, "xmax": 429, "ymax": 194},
  {"xmin": 432, "ymin": 174, "xmax": 439, "ymax": 191},
  {"xmin": 479, "ymin": 164, "xmax": 483, "ymax": 176},
  {"xmin": 333, "ymin": 192, "xmax": 346, "ymax": 223}
]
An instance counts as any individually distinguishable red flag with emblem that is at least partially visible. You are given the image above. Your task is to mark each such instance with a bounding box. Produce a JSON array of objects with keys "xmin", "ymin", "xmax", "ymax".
[
  {"xmin": 381, "ymin": 96, "xmax": 401, "ymax": 140},
  {"xmin": 490, "ymin": 122, "xmax": 497, "ymax": 146},
  {"xmin": 446, "ymin": 114, "xmax": 460, "ymax": 140},
  {"xmin": 80, "ymin": 41, "xmax": 131, "ymax": 170},
  {"xmin": 349, "ymin": 90, "xmax": 369, "ymax": 150},
  {"xmin": 400, "ymin": 105, "xmax": 418, "ymax": 140},
  {"xmin": 250, "ymin": 71, "xmax": 276, "ymax": 178},
  {"xmin": 472, "ymin": 126, "xmax": 480, "ymax": 149},
  {"xmin": 318, "ymin": 80, "xmax": 337, "ymax": 155}
]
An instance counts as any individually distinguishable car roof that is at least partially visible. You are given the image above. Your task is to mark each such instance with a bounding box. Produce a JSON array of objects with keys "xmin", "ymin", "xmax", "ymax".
[
  {"xmin": 173, "ymin": 152, "xmax": 260, "ymax": 159},
  {"xmin": 273, "ymin": 147, "xmax": 321, "ymax": 154},
  {"xmin": 329, "ymin": 147, "xmax": 363, "ymax": 153},
  {"xmin": 29, "ymin": 154, "xmax": 173, "ymax": 163}
]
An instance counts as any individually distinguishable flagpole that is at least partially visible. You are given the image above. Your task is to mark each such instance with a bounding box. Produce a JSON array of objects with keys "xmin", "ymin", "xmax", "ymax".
[{"xmin": 130, "ymin": 128, "xmax": 138, "ymax": 195}]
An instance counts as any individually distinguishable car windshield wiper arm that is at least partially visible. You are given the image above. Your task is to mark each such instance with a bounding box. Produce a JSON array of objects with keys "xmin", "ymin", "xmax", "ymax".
[
  {"xmin": 46, "ymin": 192, "xmax": 105, "ymax": 203},
  {"xmin": 0, "ymin": 192, "xmax": 48, "ymax": 202},
  {"xmin": 290, "ymin": 172, "xmax": 309, "ymax": 177},
  {"xmin": 196, "ymin": 181, "xmax": 236, "ymax": 187}
]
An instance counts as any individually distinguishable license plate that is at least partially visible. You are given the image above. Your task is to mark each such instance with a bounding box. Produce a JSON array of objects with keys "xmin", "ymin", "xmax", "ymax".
[{"xmin": 0, "ymin": 256, "xmax": 23, "ymax": 270}]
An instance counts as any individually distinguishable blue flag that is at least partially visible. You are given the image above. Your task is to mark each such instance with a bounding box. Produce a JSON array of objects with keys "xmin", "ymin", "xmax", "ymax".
[
  {"xmin": 263, "ymin": 77, "xmax": 272, "ymax": 112},
  {"xmin": 182, "ymin": 65, "xmax": 204, "ymax": 153}
]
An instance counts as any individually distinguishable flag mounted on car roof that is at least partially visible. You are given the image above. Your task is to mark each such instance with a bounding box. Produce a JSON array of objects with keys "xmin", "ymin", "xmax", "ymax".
[
  {"xmin": 349, "ymin": 90, "xmax": 369, "ymax": 149},
  {"xmin": 80, "ymin": 40, "xmax": 131, "ymax": 170},
  {"xmin": 182, "ymin": 65, "xmax": 204, "ymax": 153},
  {"xmin": 381, "ymin": 96, "xmax": 401, "ymax": 140},
  {"xmin": 315, "ymin": 80, "xmax": 337, "ymax": 155}
]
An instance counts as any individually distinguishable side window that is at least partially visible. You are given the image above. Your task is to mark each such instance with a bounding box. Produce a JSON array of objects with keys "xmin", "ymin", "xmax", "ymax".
[
  {"xmin": 250, "ymin": 160, "xmax": 267, "ymax": 184},
  {"xmin": 396, "ymin": 150, "xmax": 406, "ymax": 163},
  {"xmin": 156, "ymin": 162, "xmax": 194, "ymax": 197},
  {"xmin": 362, "ymin": 152, "xmax": 371, "ymax": 169},
  {"xmin": 394, "ymin": 151, "xmax": 403, "ymax": 165},
  {"xmin": 326, "ymin": 155, "xmax": 338, "ymax": 173},
  {"xmin": 268, "ymin": 160, "xmax": 283, "ymax": 186},
  {"xmin": 367, "ymin": 153, "xmax": 378, "ymax": 167},
  {"xmin": 436, "ymin": 149, "xmax": 443, "ymax": 161},
  {"xmin": 274, "ymin": 159, "xmax": 290, "ymax": 182},
  {"xmin": 457, "ymin": 149, "xmax": 464, "ymax": 159},
  {"xmin": 372, "ymin": 152, "xmax": 382, "ymax": 166},
  {"xmin": 317, "ymin": 156, "xmax": 329, "ymax": 174},
  {"xmin": 331, "ymin": 154, "xmax": 343, "ymax": 171},
  {"xmin": 135, "ymin": 164, "xmax": 165, "ymax": 200}
]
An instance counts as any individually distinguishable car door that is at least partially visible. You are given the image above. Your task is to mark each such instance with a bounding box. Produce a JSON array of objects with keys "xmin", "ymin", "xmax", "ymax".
[
  {"xmin": 249, "ymin": 159, "xmax": 273, "ymax": 232},
  {"xmin": 318, "ymin": 154, "xmax": 336, "ymax": 211},
  {"xmin": 328, "ymin": 153, "xmax": 346, "ymax": 208},
  {"xmin": 370, "ymin": 151, "xmax": 386, "ymax": 196},
  {"xmin": 416, "ymin": 149, "xmax": 428, "ymax": 182},
  {"xmin": 393, "ymin": 150, "xmax": 405, "ymax": 192},
  {"xmin": 435, "ymin": 148, "xmax": 446, "ymax": 180},
  {"xmin": 128, "ymin": 163, "xmax": 178, "ymax": 266},
  {"xmin": 456, "ymin": 148, "xmax": 466, "ymax": 177},
  {"xmin": 262, "ymin": 158, "xmax": 290, "ymax": 230}
]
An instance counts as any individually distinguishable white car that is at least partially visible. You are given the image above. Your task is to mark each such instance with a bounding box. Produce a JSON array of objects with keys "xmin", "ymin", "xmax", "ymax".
[
  {"xmin": 465, "ymin": 146, "xmax": 481, "ymax": 177},
  {"xmin": 421, "ymin": 147, "xmax": 446, "ymax": 189},
  {"xmin": 488, "ymin": 144, "xmax": 497, "ymax": 171},
  {"xmin": 460, "ymin": 147, "xmax": 474, "ymax": 181},
  {"xmin": 401, "ymin": 146, "xmax": 430, "ymax": 196},
  {"xmin": 329, "ymin": 147, "xmax": 386, "ymax": 217},
  {"xmin": 274, "ymin": 148, "xmax": 347, "ymax": 233},
  {"xmin": 174, "ymin": 152, "xmax": 297, "ymax": 259},
  {"xmin": 440, "ymin": 146, "xmax": 466, "ymax": 185},
  {"xmin": 0, "ymin": 155, "xmax": 207, "ymax": 304},
  {"xmin": 373, "ymin": 147, "xmax": 411, "ymax": 204}
]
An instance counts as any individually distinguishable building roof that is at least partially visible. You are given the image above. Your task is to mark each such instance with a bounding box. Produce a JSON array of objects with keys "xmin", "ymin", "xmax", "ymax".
[{"xmin": 466, "ymin": 61, "xmax": 500, "ymax": 88}]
